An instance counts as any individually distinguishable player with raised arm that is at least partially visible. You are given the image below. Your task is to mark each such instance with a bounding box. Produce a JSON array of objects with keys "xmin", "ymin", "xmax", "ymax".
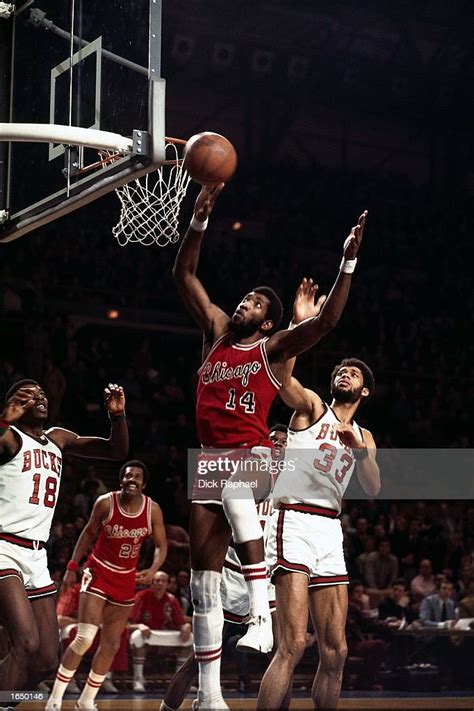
[
  {"xmin": 0, "ymin": 380, "xmax": 128, "ymax": 696},
  {"xmin": 45, "ymin": 459, "xmax": 167, "ymax": 711},
  {"xmin": 172, "ymin": 183, "xmax": 367, "ymax": 710},
  {"xmin": 257, "ymin": 282, "xmax": 380, "ymax": 711}
]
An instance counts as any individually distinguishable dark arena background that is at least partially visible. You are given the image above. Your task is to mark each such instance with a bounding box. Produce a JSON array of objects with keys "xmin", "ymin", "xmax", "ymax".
[{"xmin": 0, "ymin": 0, "xmax": 474, "ymax": 709}]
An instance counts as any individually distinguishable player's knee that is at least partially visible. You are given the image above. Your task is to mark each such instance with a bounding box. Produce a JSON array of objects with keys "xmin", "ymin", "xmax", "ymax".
[
  {"xmin": 190, "ymin": 570, "xmax": 221, "ymax": 614},
  {"xmin": 100, "ymin": 636, "xmax": 121, "ymax": 657},
  {"xmin": 279, "ymin": 632, "xmax": 307, "ymax": 660},
  {"xmin": 12, "ymin": 630, "xmax": 40, "ymax": 659},
  {"xmin": 221, "ymin": 494, "xmax": 262, "ymax": 544},
  {"xmin": 320, "ymin": 639, "xmax": 347, "ymax": 673},
  {"xmin": 69, "ymin": 623, "xmax": 99, "ymax": 656}
]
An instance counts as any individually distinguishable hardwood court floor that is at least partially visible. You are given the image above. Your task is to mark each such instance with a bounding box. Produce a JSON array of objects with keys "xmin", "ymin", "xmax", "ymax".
[{"xmin": 17, "ymin": 697, "xmax": 474, "ymax": 710}]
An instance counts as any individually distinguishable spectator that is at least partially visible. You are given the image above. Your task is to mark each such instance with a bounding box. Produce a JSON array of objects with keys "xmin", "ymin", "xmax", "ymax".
[
  {"xmin": 346, "ymin": 588, "xmax": 386, "ymax": 690},
  {"xmin": 365, "ymin": 539, "xmax": 399, "ymax": 591},
  {"xmin": 79, "ymin": 463, "xmax": 109, "ymax": 497},
  {"xmin": 355, "ymin": 536, "xmax": 376, "ymax": 583},
  {"xmin": 177, "ymin": 569, "xmax": 193, "ymax": 618},
  {"xmin": 410, "ymin": 559, "xmax": 437, "ymax": 604},
  {"xmin": 129, "ymin": 571, "xmax": 193, "ymax": 692},
  {"xmin": 378, "ymin": 579, "xmax": 414, "ymax": 624},
  {"xmin": 420, "ymin": 580, "xmax": 456, "ymax": 627},
  {"xmin": 349, "ymin": 517, "xmax": 370, "ymax": 559},
  {"xmin": 348, "ymin": 580, "xmax": 371, "ymax": 612},
  {"xmin": 164, "ymin": 523, "xmax": 190, "ymax": 573}
]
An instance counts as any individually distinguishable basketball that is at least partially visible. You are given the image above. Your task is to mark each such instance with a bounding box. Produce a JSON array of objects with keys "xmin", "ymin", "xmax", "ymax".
[{"xmin": 183, "ymin": 132, "xmax": 238, "ymax": 185}]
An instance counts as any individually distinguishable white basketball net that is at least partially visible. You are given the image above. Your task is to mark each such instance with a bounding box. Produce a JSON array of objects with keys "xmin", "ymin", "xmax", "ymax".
[{"xmin": 109, "ymin": 143, "xmax": 191, "ymax": 247}]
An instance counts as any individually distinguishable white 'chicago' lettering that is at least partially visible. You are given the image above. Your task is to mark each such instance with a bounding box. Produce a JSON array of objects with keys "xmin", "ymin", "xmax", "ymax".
[
  {"xmin": 104, "ymin": 524, "xmax": 148, "ymax": 543},
  {"xmin": 201, "ymin": 360, "xmax": 261, "ymax": 387}
]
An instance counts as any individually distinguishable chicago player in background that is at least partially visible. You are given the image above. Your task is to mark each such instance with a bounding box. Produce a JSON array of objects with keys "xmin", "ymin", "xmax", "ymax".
[
  {"xmin": 173, "ymin": 182, "xmax": 367, "ymax": 709},
  {"xmin": 0, "ymin": 380, "xmax": 128, "ymax": 695},
  {"xmin": 258, "ymin": 341, "xmax": 379, "ymax": 709},
  {"xmin": 45, "ymin": 459, "xmax": 167, "ymax": 711}
]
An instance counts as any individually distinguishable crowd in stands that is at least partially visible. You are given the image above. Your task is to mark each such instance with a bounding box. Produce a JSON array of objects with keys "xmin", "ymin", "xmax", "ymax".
[{"xmin": 1, "ymin": 167, "xmax": 473, "ymax": 689}]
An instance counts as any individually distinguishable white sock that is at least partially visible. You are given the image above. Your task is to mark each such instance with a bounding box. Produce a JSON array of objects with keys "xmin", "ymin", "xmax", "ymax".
[
  {"xmin": 78, "ymin": 670, "xmax": 106, "ymax": 706},
  {"xmin": 194, "ymin": 632, "xmax": 222, "ymax": 703},
  {"xmin": 133, "ymin": 661, "xmax": 145, "ymax": 680},
  {"xmin": 241, "ymin": 562, "xmax": 271, "ymax": 618},
  {"xmin": 191, "ymin": 570, "xmax": 224, "ymax": 703},
  {"xmin": 48, "ymin": 664, "xmax": 76, "ymax": 705}
]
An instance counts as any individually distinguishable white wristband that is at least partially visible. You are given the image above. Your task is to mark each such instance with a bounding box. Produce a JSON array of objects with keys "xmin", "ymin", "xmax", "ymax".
[
  {"xmin": 190, "ymin": 215, "xmax": 208, "ymax": 232},
  {"xmin": 339, "ymin": 257, "xmax": 357, "ymax": 274}
]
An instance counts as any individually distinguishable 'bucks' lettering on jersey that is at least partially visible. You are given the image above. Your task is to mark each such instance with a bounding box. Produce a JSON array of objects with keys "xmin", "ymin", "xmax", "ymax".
[
  {"xmin": 0, "ymin": 426, "xmax": 62, "ymax": 541},
  {"xmin": 273, "ymin": 405, "xmax": 363, "ymax": 514}
]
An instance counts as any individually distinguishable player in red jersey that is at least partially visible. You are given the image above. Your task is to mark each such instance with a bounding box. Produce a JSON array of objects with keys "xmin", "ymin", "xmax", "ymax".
[
  {"xmin": 45, "ymin": 460, "xmax": 167, "ymax": 711},
  {"xmin": 173, "ymin": 183, "xmax": 367, "ymax": 709},
  {"xmin": 0, "ymin": 380, "xmax": 128, "ymax": 697}
]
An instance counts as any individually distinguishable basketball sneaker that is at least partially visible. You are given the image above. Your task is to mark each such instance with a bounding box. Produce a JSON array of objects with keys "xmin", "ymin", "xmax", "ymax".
[
  {"xmin": 74, "ymin": 703, "xmax": 98, "ymax": 711},
  {"xmin": 44, "ymin": 701, "xmax": 62, "ymax": 710},
  {"xmin": 236, "ymin": 615, "xmax": 273, "ymax": 653},
  {"xmin": 102, "ymin": 677, "xmax": 119, "ymax": 693},
  {"xmin": 133, "ymin": 678, "xmax": 146, "ymax": 692}
]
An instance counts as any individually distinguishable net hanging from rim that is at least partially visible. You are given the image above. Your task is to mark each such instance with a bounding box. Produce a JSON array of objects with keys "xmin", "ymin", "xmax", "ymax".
[{"xmin": 100, "ymin": 140, "xmax": 191, "ymax": 247}]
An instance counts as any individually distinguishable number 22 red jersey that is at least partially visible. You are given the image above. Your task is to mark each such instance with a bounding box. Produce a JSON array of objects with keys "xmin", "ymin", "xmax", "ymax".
[{"xmin": 196, "ymin": 334, "xmax": 281, "ymax": 448}]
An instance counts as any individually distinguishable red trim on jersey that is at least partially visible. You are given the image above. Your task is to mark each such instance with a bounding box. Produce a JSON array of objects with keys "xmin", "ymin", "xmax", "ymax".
[
  {"xmin": 231, "ymin": 339, "xmax": 265, "ymax": 350},
  {"xmin": 275, "ymin": 510, "xmax": 310, "ymax": 576},
  {"xmin": 260, "ymin": 340, "xmax": 281, "ymax": 389},
  {"xmin": 223, "ymin": 610, "xmax": 247, "ymax": 624},
  {"xmin": 27, "ymin": 582, "xmax": 57, "ymax": 598},
  {"xmin": 0, "ymin": 532, "xmax": 45, "ymax": 548},
  {"xmin": 309, "ymin": 574, "xmax": 349, "ymax": 587},
  {"xmin": 279, "ymin": 502, "xmax": 339, "ymax": 518},
  {"xmin": 116, "ymin": 491, "xmax": 146, "ymax": 518},
  {"xmin": 223, "ymin": 560, "xmax": 241, "ymax": 574},
  {"xmin": 103, "ymin": 493, "xmax": 114, "ymax": 525}
]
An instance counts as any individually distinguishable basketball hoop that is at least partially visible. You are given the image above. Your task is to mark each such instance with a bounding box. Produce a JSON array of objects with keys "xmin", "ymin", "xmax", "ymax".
[{"xmin": 104, "ymin": 138, "xmax": 191, "ymax": 247}]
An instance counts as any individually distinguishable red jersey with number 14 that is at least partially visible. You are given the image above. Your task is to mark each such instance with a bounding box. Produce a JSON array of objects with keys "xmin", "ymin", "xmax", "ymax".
[
  {"xmin": 90, "ymin": 492, "xmax": 152, "ymax": 573},
  {"xmin": 196, "ymin": 334, "xmax": 281, "ymax": 448}
]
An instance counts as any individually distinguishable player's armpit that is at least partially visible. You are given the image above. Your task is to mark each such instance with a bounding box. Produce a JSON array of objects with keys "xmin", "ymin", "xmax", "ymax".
[{"xmin": 0, "ymin": 427, "xmax": 22, "ymax": 463}]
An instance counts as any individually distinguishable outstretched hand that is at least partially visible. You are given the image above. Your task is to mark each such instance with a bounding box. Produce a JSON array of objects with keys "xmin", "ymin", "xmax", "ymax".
[
  {"xmin": 292, "ymin": 278, "xmax": 327, "ymax": 324},
  {"xmin": 104, "ymin": 383, "xmax": 126, "ymax": 415},
  {"xmin": 332, "ymin": 422, "xmax": 364, "ymax": 449},
  {"xmin": 2, "ymin": 386, "xmax": 36, "ymax": 423},
  {"xmin": 343, "ymin": 210, "xmax": 368, "ymax": 260},
  {"xmin": 193, "ymin": 183, "xmax": 225, "ymax": 222}
]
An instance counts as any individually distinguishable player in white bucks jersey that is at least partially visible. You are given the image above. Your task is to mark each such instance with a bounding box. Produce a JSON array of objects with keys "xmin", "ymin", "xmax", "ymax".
[
  {"xmin": 0, "ymin": 379, "xmax": 128, "ymax": 695},
  {"xmin": 259, "ymin": 353, "xmax": 380, "ymax": 711}
]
